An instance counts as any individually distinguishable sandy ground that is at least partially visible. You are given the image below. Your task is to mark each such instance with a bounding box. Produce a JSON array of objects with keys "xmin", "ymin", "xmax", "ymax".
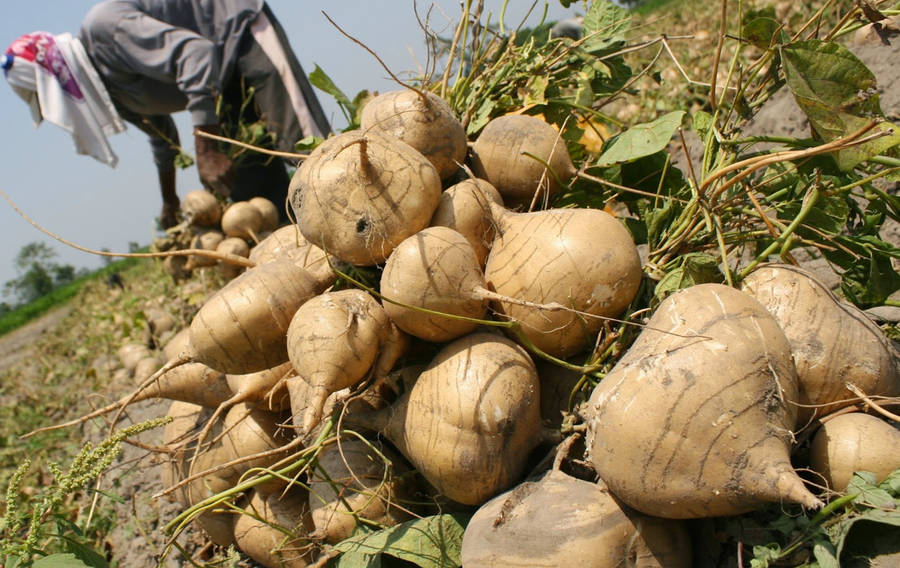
[{"xmin": 0, "ymin": 306, "xmax": 72, "ymax": 370}]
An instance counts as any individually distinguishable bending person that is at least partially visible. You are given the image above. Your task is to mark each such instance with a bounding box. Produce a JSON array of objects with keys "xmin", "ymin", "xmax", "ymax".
[{"xmin": 3, "ymin": 1, "xmax": 331, "ymax": 228}]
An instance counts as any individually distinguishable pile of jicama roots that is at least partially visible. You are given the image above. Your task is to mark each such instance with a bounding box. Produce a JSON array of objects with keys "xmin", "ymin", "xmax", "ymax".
[{"xmin": 72, "ymin": 87, "xmax": 900, "ymax": 567}]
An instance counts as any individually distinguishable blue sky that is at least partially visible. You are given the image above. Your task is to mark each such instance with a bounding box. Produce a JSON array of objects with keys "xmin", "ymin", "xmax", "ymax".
[{"xmin": 0, "ymin": 1, "xmax": 582, "ymax": 292}]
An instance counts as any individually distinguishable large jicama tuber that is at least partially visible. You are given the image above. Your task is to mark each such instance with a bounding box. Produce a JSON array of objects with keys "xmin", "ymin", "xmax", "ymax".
[
  {"xmin": 484, "ymin": 202, "xmax": 642, "ymax": 358},
  {"xmin": 308, "ymin": 438, "xmax": 416, "ymax": 543},
  {"xmin": 809, "ymin": 412, "xmax": 900, "ymax": 491},
  {"xmin": 429, "ymin": 178, "xmax": 504, "ymax": 267},
  {"xmin": 181, "ymin": 189, "xmax": 221, "ymax": 227},
  {"xmin": 189, "ymin": 259, "xmax": 330, "ymax": 374},
  {"xmin": 380, "ymin": 226, "xmax": 488, "ymax": 342},
  {"xmin": 470, "ymin": 113, "xmax": 576, "ymax": 206},
  {"xmin": 289, "ymin": 129, "xmax": 442, "ymax": 266},
  {"xmin": 161, "ymin": 401, "xmax": 236, "ymax": 547},
  {"xmin": 249, "ymin": 224, "xmax": 337, "ymax": 287},
  {"xmin": 583, "ymin": 283, "xmax": 823, "ymax": 518},
  {"xmin": 360, "ymin": 89, "xmax": 468, "ymax": 180},
  {"xmin": 286, "ymin": 289, "xmax": 407, "ymax": 435},
  {"xmin": 216, "ymin": 236, "xmax": 251, "ymax": 280},
  {"xmin": 221, "ymin": 201, "xmax": 264, "ymax": 243},
  {"xmin": 346, "ymin": 332, "xmax": 542, "ymax": 506},
  {"xmin": 234, "ymin": 488, "xmax": 317, "ymax": 568},
  {"xmin": 740, "ymin": 264, "xmax": 900, "ymax": 422},
  {"xmin": 186, "ymin": 230, "xmax": 225, "ymax": 269},
  {"xmin": 461, "ymin": 469, "xmax": 693, "ymax": 567}
]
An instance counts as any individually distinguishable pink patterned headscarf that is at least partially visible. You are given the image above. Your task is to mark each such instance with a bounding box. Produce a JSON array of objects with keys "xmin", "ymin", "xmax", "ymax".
[{"xmin": 4, "ymin": 31, "xmax": 125, "ymax": 166}]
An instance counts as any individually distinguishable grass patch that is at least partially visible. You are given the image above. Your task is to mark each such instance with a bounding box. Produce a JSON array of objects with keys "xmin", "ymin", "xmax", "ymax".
[
  {"xmin": 632, "ymin": 0, "xmax": 678, "ymax": 16},
  {"xmin": 0, "ymin": 257, "xmax": 143, "ymax": 338}
]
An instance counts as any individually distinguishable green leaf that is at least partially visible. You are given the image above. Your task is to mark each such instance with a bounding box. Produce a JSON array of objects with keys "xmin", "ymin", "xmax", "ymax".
[
  {"xmin": 769, "ymin": 513, "xmax": 799, "ymax": 535},
  {"xmin": 750, "ymin": 543, "xmax": 781, "ymax": 568},
  {"xmin": 295, "ymin": 135, "xmax": 325, "ymax": 153},
  {"xmin": 836, "ymin": 243, "xmax": 900, "ymax": 307},
  {"xmin": 692, "ymin": 110, "xmax": 714, "ymax": 142},
  {"xmin": 62, "ymin": 540, "xmax": 107, "ymax": 568},
  {"xmin": 33, "ymin": 554, "xmax": 94, "ymax": 568},
  {"xmin": 743, "ymin": 17, "xmax": 782, "ymax": 49},
  {"xmin": 467, "ymin": 99, "xmax": 496, "ymax": 136},
  {"xmin": 309, "ymin": 65, "xmax": 355, "ymax": 121},
  {"xmin": 654, "ymin": 253, "xmax": 724, "ymax": 303},
  {"xmin": 832, "ymin": 507, "xmax": 900, "ymax": 559},
  {"xmin": 329, "ymin": 551, "xmax": 382, "ymax": 568},
  {"xmin": 834, "ymin": 121, "xmax": 900, "ymax": 171},
  {"xmin": 523, "ymin": 74, "xmax": 549, "ymax": 106},
  {"xmin": 779, "ymin": 192, "xmax": 849, "ymax": 238},
  {"xmin": 581, "ymin": 0, "xmax": 631, "ymax": 53},
  {"xmin": 848, "ymin": 472, "xmax": 898, "ymax": 508},
  {"xmin": 813, "ymin": 540, "xmax": 840, "ymax": 568},
  {"xmin": 878, "ymin": 468, "xmax": 900, "ymax": 495},
  {"xmin": 332, "ymin": 514, "xmax": 468, "ymax": 568},
  {"xmin": 598, "ymin": 111, "xmax": 686, "ymax": 166},
  {"xmin": 780, "ymin": 40, "xmax": 900, "ymax": 170}
]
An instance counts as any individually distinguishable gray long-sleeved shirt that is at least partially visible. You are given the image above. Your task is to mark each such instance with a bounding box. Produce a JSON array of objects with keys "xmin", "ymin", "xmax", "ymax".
[{"xmin": 79, "ymin": 0, "xmax": 265, "ymax": 167}]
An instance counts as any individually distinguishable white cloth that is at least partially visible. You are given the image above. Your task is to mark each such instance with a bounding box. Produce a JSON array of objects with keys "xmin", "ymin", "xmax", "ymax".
[{"xmin": 4, "ymin": 32, "xmax": 126, "ymax": 167}]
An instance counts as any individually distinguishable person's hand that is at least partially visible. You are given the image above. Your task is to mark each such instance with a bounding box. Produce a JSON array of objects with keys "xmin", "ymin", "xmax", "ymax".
[{"xmin": 194, "ymin": 125, "xmax": 234, "ymax": 198}]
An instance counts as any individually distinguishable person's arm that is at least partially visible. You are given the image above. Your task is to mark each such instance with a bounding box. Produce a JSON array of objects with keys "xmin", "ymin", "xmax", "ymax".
[
  {"xmin": 157, "ymin": 164, "xmax": 179, "ymax": 229},
  {"xmin": 81, "ymin": 4, "xmax": 235, "ymax": 196}
]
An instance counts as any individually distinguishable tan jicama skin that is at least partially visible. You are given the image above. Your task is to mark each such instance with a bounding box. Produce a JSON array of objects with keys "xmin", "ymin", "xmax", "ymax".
[
  {"xmin": 162, "ymin": 401, "xmax": 236, "ymax": 547},
  {"xmin": 380, "ymin": 226, "xmax": 488, "ymax": 343},
  {"xmin": 809, "ymin": 412, "xmax": 900, "ymax": 491},
  {"xmin": 186, "ymin": 229, "xmax": 225, "ymax": 269},
  {"xmin": 144, "ymin": 307, "xmax": 176, "ymax": 347},
  {"xmin": 484, "ymin": 201, "xmax": 643, "ymax": 358},
  {"xmin": 308, "ymin": 438, "xmax": 415, "ymax": 544},
  {"xmin": 23, "ymin": 260, "xmax": 331, "ymax": 439},
  {"xmin": 162, "ymin": 327, "xmax": 191, "ymax": 362},
  {"xmin": 739, "ymin": 264, "xmax": 900, "ymax": 423},
  {"xmin": 286, "ymin": 289, "xmax": 408, "ymax": 434},
  {"xmin": 470, "ymin": 114, "xmax": 577, "ymax": 206},
  {"xmin": 584, "ymin": 283, "xmax": 823, "ymax": 519},
  {"xmin": 181, "ymin": 189, "xmax": 222, "ymax": 227},
  {"xmin": 289, "ymin": 129, "xmax": 442, "ymax": 266},
  {"xmin": 188, "ymin": 361, "xmax": 296, "ymax": 463},
  {"xmin": 429, "ymin": 178, "xmax": 504, "ymax": 267},
  {"xmin": 234, "ymin": 488, "xmax": 317, "ymax": 568},
  {"xmin": 216, "ymin": 236, "xmax": 251, "ymax": 280},
  {"xmin": 215, "ymin": 403, "xmax": 293, "ymax": 483},
  {"xmin": 163, "ymin": 254, "xmax": 191, "ymax": 281},
  {"xmin": 133, "ymin": 355, "xmax": 163, "ymax": 382},
  {"xmin": 249, "ymin": 196, "xmax": 281, "ymax": 233},
  {"xmin": 142, "ymin": 362, "xmax": 232, "ymax": 408},
  {"xmin": 249, "ymin": 225, "xmax": 337, "ymax": 287},
  {"xmin": 360, "ymin": 89, "xmax": 468, "ymax": 180},
  {"xmin": 189, "ymin": 259, "xmax": 330, "ymax": 375},
  {"xmin": 225, "ymin": 361, "xmax": 294, "ymax": 412},
  {"xmin": 51, "ymin": 359, "xmax": 234, "ymax": 433},
  {"xmin": 221, "ymin": 201, "xmax": 264, "ymax": 243},
  {"xmin": 118, "ymin": 342, "xmax": 151, "ymax": 374},
  {"xmin": 461, "ymin": 469, "xmax": 693, "ymax": 568},
  {"xmin": 347, "ymin": 332, "xmax": 542, "ymax": 506}
]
